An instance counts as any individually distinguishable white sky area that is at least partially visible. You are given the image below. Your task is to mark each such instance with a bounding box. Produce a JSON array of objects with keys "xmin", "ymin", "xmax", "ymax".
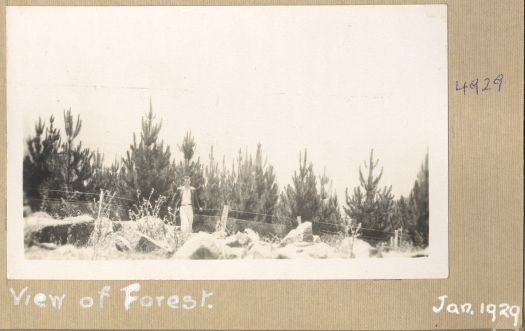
[{"xmin": 7, "ymin": 5, "xmax": 447, "ymax": 200}]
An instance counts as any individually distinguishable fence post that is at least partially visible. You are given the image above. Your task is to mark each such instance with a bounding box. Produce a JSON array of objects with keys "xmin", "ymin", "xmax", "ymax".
[
  {"xmin": 393, "ymin": 228, "xmax": 399, "ymax": 249},
  {"xmin": 297, "ymin": 216, "xmax": 302, "ymax": 225},
  {"xmin": 216, "ymin": 205, "xmax": 230, "ymax": 232},
  {"xmin": 97, "ymin": 189, "xmax": 104, "ymax": 220}
]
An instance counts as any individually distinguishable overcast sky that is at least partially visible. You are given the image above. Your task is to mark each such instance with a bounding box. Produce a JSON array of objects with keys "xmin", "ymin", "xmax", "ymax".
[{"xmin": 7, "ymin": 5, "xmax": 447, "ymax": 200}]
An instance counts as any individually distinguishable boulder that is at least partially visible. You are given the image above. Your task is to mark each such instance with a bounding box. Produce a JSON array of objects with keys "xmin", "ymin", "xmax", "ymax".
[
  {"xmin": 275, "ymin": 244, "xmax": 304, "ymax": 259},
  {"xmin": 280, "ymin": 222, "xmax": 313, "ymax": 246},
  {"xmin": 136, "ymin": 234, "xmax": 170, "ymax": 253},
  {"xmin": 302, "ymin": 242, "xmax": 336, "ymax": 259},
  {"xmin": 247, "ymin": 243, "xmax": 275, "ymax": 259},
  {"xmin": 244, "ymin": 228, "xmax": 260, "ymax": 243},
  {"xmin": 225, "ymin": 231, "xmax": 252, "ymax": 247},
  {"xmin": 24, "ymin": 215, "xmax": 95, "ymax": 247},
  {"xmin": 340, "ymin": 237, "xmax": 374, "ymax": 258},
  {"xmin": 174, "ymin": 232, "xmax": 222, "ymax": 259},
  {"xmin": 114, "ymin": 235, "xmax": 132, "ymax": 252},
  {"xmin": 223, "ymin": 246, "xmax": 247, "ymax": 259}
]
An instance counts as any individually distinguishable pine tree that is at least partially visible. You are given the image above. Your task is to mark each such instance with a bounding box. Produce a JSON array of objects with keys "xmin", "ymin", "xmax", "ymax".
[
  {"xmin": 279, "ymin": 150, "xmax": 320, "ymax": 223},
  {"xmin": 408, "ymin": 153, "xmax": 429, "ymax": 247},
  {"xmin": 23, "ymin": 115, "xmax": 61, "ymax": 210},
  {"xmin": 319, "ymin": 168, "xmax": 341, "ymax": 223},
  {"xmin": 253, "ymin": 144, "xmax": 279, "ymax": 222},
  {"xmin": 119, "ymin": 100, "xmax": 174, "ymax": 209},
  {"xmin": 203, "ymin": 146, "xmax": 222, "ymax": 214},
  {"xmin": 90, "ymin": 152, "xmax": 120, "ymax": 193},
  {"xmin": 344, "ymin": 149, "xmax": 394, "ymax": 242}
]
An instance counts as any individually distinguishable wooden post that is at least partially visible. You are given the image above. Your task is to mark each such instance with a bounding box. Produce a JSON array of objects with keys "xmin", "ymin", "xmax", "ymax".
[
  {"xmin": 393, "ymin": 229, "xmax": 399, "ymax": 249},
  {"xmin": 97, "ymin": 189, "xmax": 104, "ymax": 220},
  {"xmin": 296, "ymin": 216, "xmax": 302, "ymax": 225},
  {"xmin": 216, "ymin": 205, "xmax": 230, "ymax": 232}
]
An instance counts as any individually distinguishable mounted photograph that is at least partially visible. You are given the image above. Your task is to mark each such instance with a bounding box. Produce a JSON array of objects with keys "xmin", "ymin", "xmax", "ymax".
[{"xmin": 7, "ymin": 5, "xmax": 448, "ymax": 279}]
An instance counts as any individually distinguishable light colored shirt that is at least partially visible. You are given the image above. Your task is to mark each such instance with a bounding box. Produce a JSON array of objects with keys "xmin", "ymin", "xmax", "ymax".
[{"xmin": 181, "ymin": 187, "xmax": 192, "ymax": 205}]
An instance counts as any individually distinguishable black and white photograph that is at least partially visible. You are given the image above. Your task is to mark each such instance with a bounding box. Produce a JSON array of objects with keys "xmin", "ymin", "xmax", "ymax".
[{"xmin": 7, "ymin": 5, "xmax": 448, "ymax": 279}]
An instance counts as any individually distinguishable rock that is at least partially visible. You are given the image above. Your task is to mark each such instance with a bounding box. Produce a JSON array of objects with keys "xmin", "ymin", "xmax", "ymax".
[
  {"xmin": 280, "ymin": 222, "xmax": 313, "ymax": 245},
  {"xmin": 244, "ymin": 228, "xmax": 260, "ymax": 243},
  {"xmin": 224, "ymin": 235, "xmax": 239, "ymax": 247},
  {"xmin": 211, "ymin": 230, "xmax": 228, "ymax": 239},
  {"xmin": 174, "ymin": 232, "xmax": 222, "ymax": 259},
  {"xmin": 247, "ymin": 243, "xmax": 275, "ymax": 259},
  {"xmin": 225, "ymin": 231, "xmax": 252, "ymax": 247},
  {"xmin": 313, "ymin": 235, "xmax": 321, "ymax": 243},
  {"xmin": 63, "ymin": 214, "xmax": 94, "ymax": 223},
  {"xmin": 24, "ymin": 215, "xmax": 95, "ymax": 247},
  {"xmin": 135, "ymin": 232, "xmax": 170, "ymax": 253},
  {"xmin": 340, "ymin": 237, "xmax": 373, "ymax": 258},
  {"xmin": 114, "ymin": 235, "xmax": 132, "ymax": 252},
  {"xmin": 223, "ymin": 246, "xmax": 247, "ymax": 259},
  {"xmin": 275, "ymin": 244, "xmax": 304, "ymax": 259},
  {"xmin": 302, "ymin": 242, "xmax": 336, "ymax": 259}
]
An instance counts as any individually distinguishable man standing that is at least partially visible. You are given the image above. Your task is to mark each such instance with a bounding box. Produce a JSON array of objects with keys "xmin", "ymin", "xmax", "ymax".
[{"xmin": 174, "ymin": 176, "xmax": 202, "ymax": 233}]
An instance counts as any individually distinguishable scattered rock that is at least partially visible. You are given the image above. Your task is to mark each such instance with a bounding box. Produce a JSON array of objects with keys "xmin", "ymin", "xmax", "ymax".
[
  {"xmin": 340, "ymin": 237, "xmax": 374, "ymax": 258},
  {"xmin": 136, "ymin": 234, "xmax": 168, "ymax": 253},
  {"xmin": 302, "ymin": 242, "xmax": 336, "ymax": 259},
  {"xmin": 24, "ymin": 215, "xmax": 95, "ymax": 247},
  {"xmin": 114, "ymin": 235, "xmax": 132, "ymax": 252},
  {"xmin": 280, "ymin": 222, "xmax": 313, "ymax": 246},
  {"xmin": 275, "ymin": 244, "xmax": 303, "ymax": 259},
  {"xmin": 223, "ymin": 246, "xmax": 247, "ymax": 259},
  {"xmin": 225, "ymin": 231, "xmax": 252, "ymax": 247},
  {"xmin": 247, "ymin": 243, "xmax": 275, "ymax": 259},
  {"xmin": 211, "ymin": 230, "xmax": 228, "ymax": 239},
  {"xmin": 244, "ymin": 228, "xmax": 260, "ymax": 243},
  {"xmin": 174, "ymin": 232, "xmax": 222, "ymax": 259}
]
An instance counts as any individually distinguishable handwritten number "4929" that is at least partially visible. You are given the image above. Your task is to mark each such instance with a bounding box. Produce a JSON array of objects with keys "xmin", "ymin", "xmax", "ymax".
[{"xmin": 456, "ymin": 74, "xmax": 504, "ymax": 95}]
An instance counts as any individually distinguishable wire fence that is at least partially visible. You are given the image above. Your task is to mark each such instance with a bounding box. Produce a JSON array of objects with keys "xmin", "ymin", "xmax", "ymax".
[{"xmin": 26, "ymin": 188, "xmax": 400, "ymax": 240}]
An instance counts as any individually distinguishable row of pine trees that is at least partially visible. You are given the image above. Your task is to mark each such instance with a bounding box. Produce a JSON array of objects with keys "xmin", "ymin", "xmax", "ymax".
[{"xmin": 23, "ymin": 104, "xmax": 429, "ymax": 247}]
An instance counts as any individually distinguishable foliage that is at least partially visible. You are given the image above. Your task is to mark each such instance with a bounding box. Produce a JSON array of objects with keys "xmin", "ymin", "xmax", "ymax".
[
  {"xmin": 279, "ymin": 150, "xmax": 321, "ymax": 224},
  {"xmin": 23, "ymin": 115, "xmax": 61, "ymax": 210},
  {"xmin": 407, "ymin": 153, "xmax": 429, "ymax": 247},
  {"xmin": 23, "ymin": 110, "xmax": 98, "ymax": 214},
  {"xmin": 202, "ymin": 146, "xmax": 222, "ymax": 214},
  {"xmin": 229, "ymin": 144, "xmax": 279, "ymax": 222},
  {"xmin": 119, "ymin": 100, "xmax": 175, "ymax": 210},
  {"xmin": 129, "ymin": 189, "xmax": 168, "ymax": 221},
  {"xmin": 318, "ymin": 168, "xmax": 341, "ymax": 224},
  {"xmin": 344, "ymin": 149, "xmax": 394, "ymax": 242}
]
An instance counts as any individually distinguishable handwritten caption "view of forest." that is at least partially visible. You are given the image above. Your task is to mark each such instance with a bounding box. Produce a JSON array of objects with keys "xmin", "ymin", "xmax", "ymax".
[
  {"xmin": 9, "ymin": 283, "xmax": 214, "ymax": 311},
  {"xmin": 455, "ymin": 74, "xmax": 504, "ymax": 95},
  {"xmin": 432, "ymin": 295, "xmax": 521, "ymax": 327}
]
